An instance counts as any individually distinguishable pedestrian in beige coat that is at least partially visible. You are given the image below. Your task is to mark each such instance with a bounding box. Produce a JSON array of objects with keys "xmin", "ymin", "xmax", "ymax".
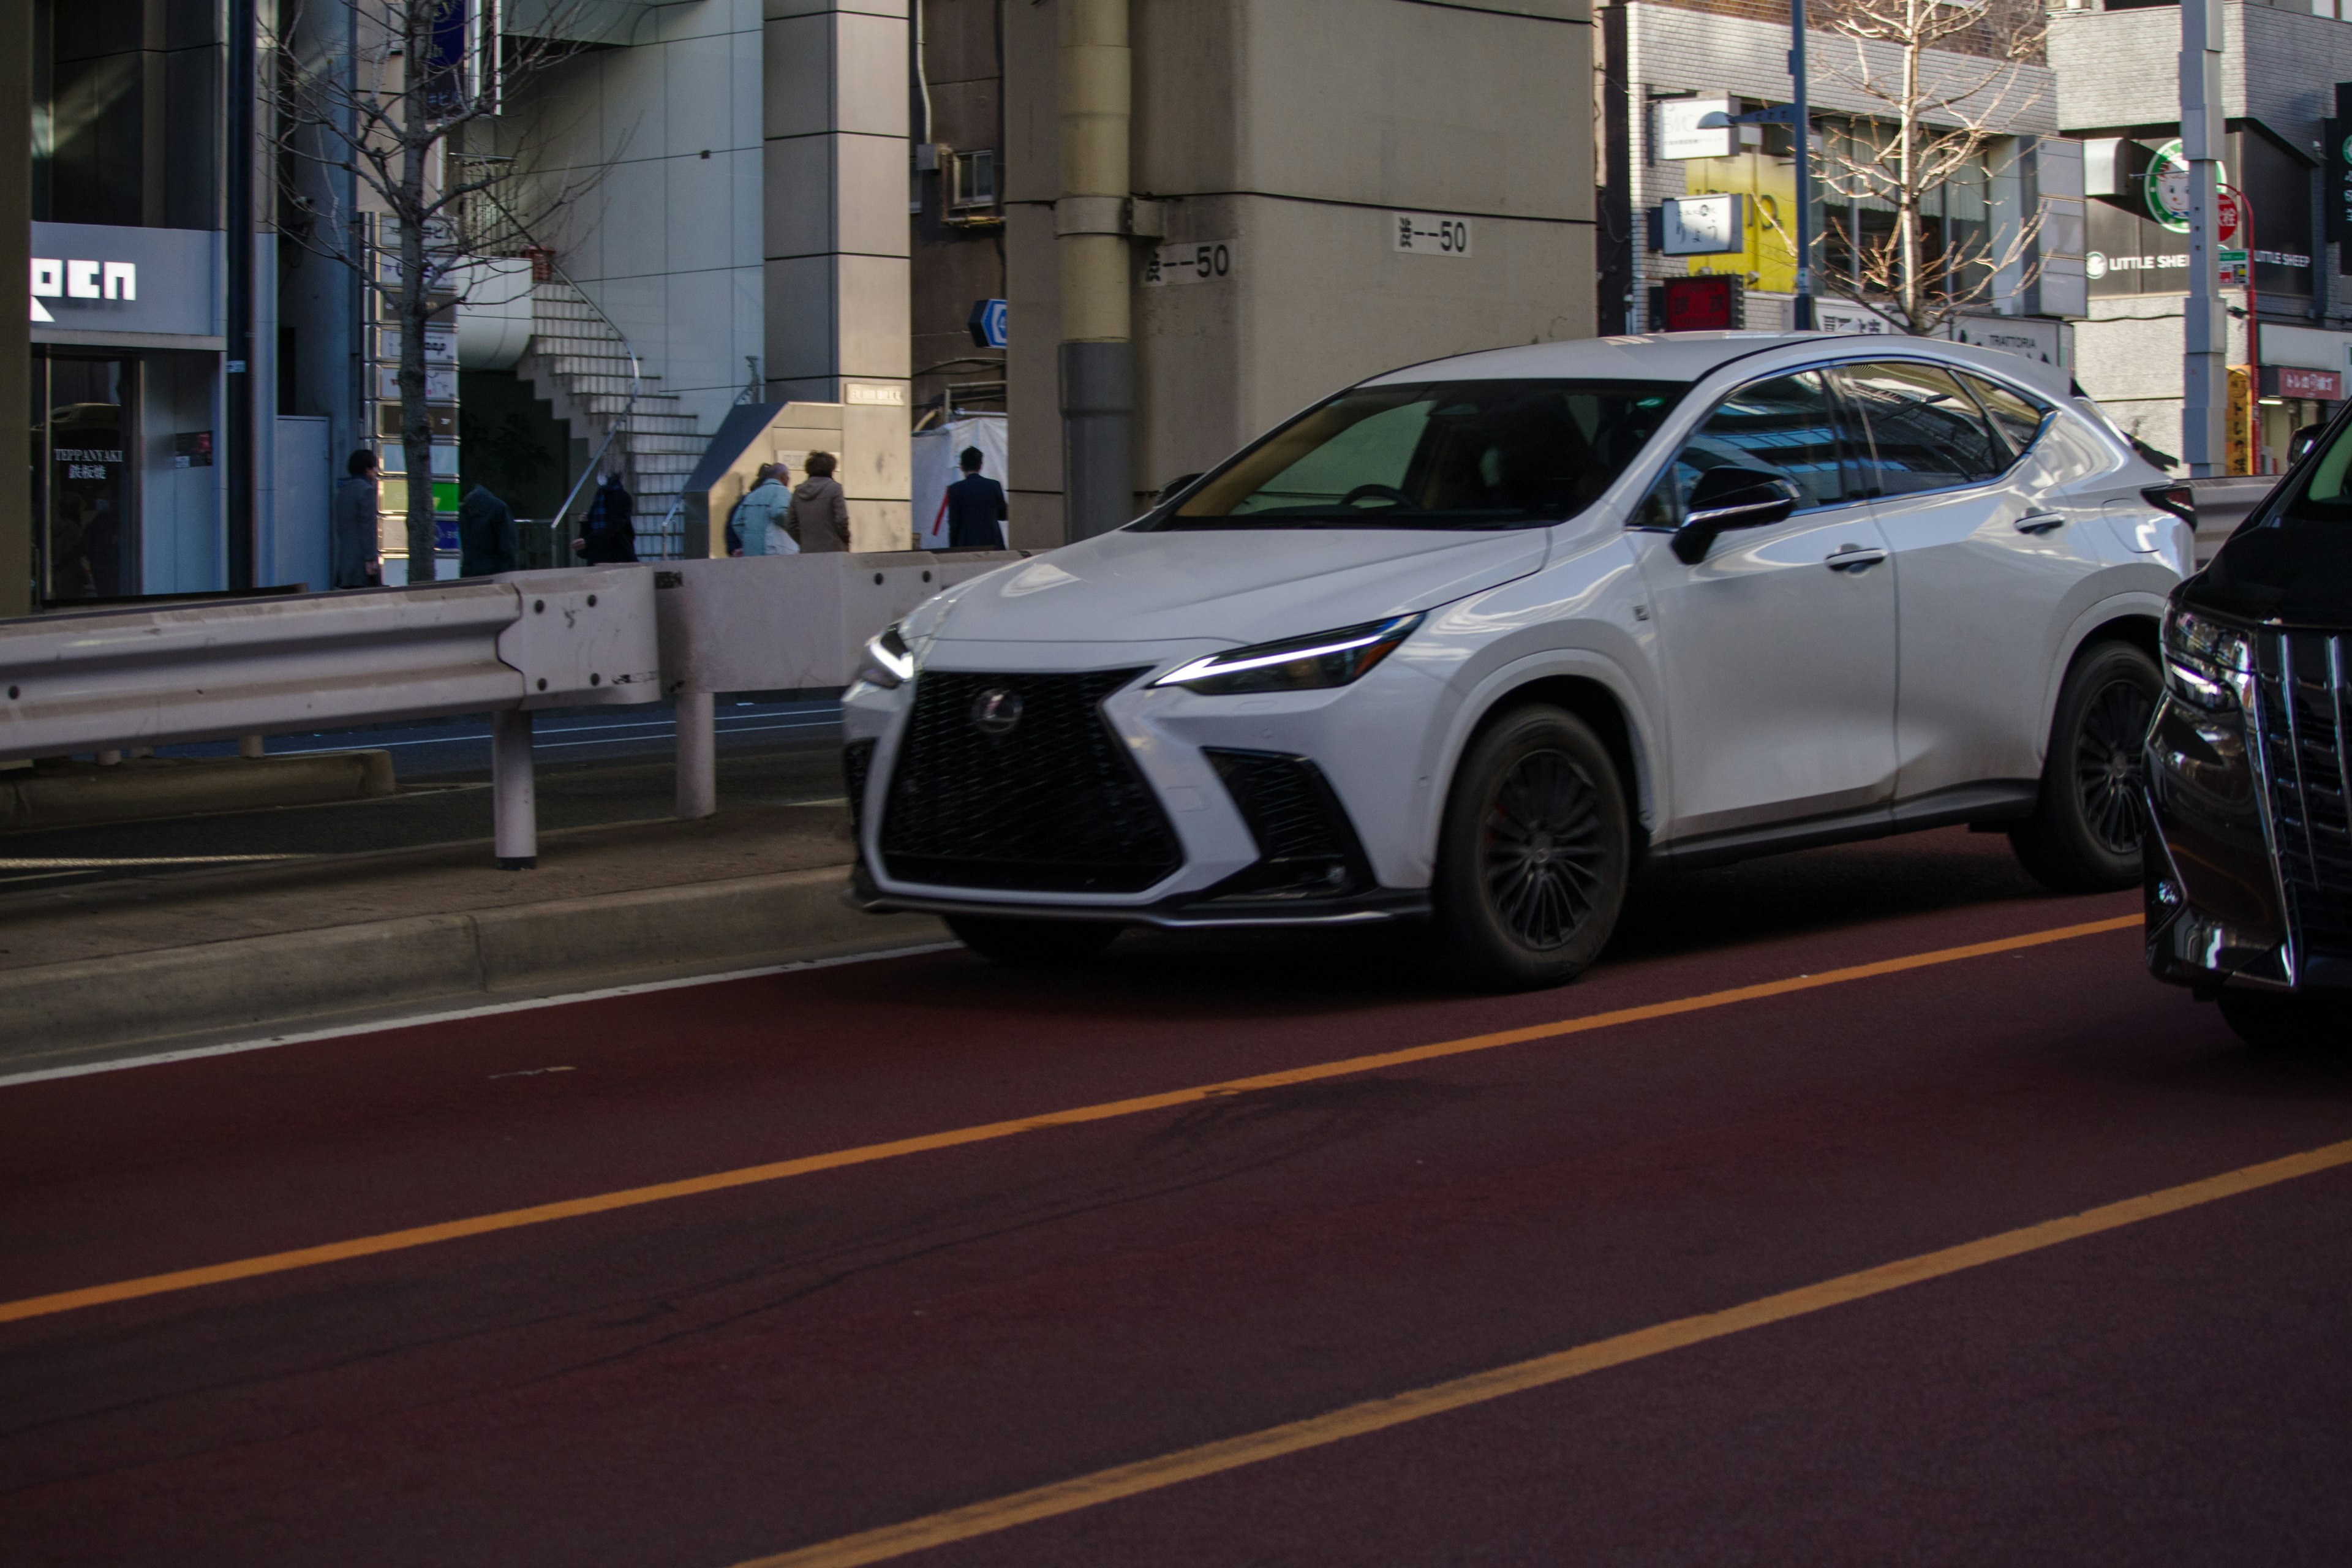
[{"xmin": 785, "ymin": 451, "xmax": 853, "ymax": 552}]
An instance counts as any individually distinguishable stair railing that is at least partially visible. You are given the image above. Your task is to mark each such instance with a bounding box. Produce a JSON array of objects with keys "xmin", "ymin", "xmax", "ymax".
[{"xmin": 477, "ymin": 192, "xmax": 644, "ymax": 551}]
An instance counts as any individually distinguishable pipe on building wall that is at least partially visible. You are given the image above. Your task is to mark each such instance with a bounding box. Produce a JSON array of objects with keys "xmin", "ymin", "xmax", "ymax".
[{"xmin": 1056, "ymin": 0, "xmax": 1132, "ymax": 540}]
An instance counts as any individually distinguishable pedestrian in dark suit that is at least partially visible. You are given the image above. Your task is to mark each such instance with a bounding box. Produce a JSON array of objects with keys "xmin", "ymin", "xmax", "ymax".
[
  {"xmin": 943, "ymin": 447, "xmax": 1008, "ymax": 549},
  {"xmin": 457, "ymin": 484, "xmax": 518, "ymax": 577},
  {"xmin": 574, "ymin": 472, "xmax": 638, "ymax": 564}
]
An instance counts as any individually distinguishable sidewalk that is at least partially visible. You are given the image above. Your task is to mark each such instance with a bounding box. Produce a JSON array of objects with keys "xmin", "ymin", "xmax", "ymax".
[{"xmin": 0, "ymin": 804, "xmax": 944, "ymax": 1075}]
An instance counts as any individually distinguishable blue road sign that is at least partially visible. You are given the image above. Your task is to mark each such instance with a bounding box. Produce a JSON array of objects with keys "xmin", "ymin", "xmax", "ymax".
[{"xmin": 967, "ymin": 298, "xmax": 1008, "ymax": 350}]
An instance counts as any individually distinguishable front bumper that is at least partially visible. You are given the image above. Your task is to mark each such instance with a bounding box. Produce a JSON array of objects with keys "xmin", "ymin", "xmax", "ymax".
[
  {"xmin": 2143, "ymin": 650, "xmax": 2352, "ymax": 993},
  {"xmin": 844, "ymin": 860, "xmax": 1430, "ymax": 928},
  {"xmin": 844, "ymin": 639, "xmax": 1445, "ymax": 924}
]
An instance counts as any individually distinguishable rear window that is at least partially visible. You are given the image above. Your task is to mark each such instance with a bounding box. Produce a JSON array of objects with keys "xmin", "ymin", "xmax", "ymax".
[{"xmin": 1152, "ymin": 379, "xmax": 1689, "ymax": 530}]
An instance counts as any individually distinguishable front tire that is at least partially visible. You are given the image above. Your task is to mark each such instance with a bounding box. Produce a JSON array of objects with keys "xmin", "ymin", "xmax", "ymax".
[
  {"xmin": 2218, "ymin": 990, "xmax": 2347, "ymax": 1052},
  {"xmin": 1431, "ymin": 706, "xmax": 1631, "ymax": 991},
  {"xmin": 2011, "ymin": 641, "xmax": 2160, "ymax": 894},
  {"xmin": 946, "ymin": 914, "xmax": 1121, "ymax": 968}
]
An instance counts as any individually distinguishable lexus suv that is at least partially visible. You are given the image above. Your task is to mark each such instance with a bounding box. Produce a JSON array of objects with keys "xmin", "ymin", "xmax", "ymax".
[
  {"xmin": 2146, "ymin": 402, "xmax": 2352, "ymax": 1047},
  {"xmin": 845, "ymin": 332, "xmax": 2187, "ymax": 989}
]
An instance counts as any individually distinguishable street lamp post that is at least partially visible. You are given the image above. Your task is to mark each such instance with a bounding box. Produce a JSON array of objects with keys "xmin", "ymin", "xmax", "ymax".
[
  {"xmin": 1792, "ymin": 0, "xmax": 1814, "ymax": 330},
  {"xmin": 2181, "ymin": 0, "xmax": 2226, "ymax": 476}
]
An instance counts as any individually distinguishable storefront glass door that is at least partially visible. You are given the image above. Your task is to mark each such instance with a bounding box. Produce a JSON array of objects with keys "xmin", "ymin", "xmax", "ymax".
[{"xmin": 32, "ymin": 355, "xmax": 138, "ymax": 603}]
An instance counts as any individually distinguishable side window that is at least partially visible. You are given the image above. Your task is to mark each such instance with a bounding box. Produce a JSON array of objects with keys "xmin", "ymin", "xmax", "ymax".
[
  {"xmin": 1959, "ymin": 372, "xmax": 2049, "ymax": 459},
  {"xmin": 1635, "ymin": 370, "xmax": 1855, "ymax": 526},
  {"xmin": 1838, "ymin": 361, "xmax": 2007, "ymax": 497}
]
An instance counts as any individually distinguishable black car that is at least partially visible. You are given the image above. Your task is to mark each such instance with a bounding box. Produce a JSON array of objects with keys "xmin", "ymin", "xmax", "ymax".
[{"xmin": 2145, "ymin": 418, "xmax": 2352, "ymax": 1047}]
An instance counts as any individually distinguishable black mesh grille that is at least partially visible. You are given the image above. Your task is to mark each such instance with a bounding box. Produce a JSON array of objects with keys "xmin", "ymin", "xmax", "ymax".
[
  {"xmin": 843, "ymin": 739, "xmax": 876, "ymax": 845},
  {"xmin": 1204, "ymin": 748, "xmax": 1370, "ymax": 899},
  {"xmin": 879, "ymin": 668, "xmax": 1181, "ymax": 892},
  {"xmin": 2254, "ymin": 631, "xmax": 2352, "ymax": 958}
]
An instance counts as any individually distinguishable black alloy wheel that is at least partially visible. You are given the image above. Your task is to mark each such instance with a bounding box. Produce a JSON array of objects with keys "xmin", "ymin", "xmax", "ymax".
[
  {"xmin": 2011, "ymin": 640, "xmax": 2163, "ymax": 894},
  {"xmin": 2076, "ymin": 675, "xmax": 2154, "ymax": 856},
  {"xmin": 1485, "ymin": 750, "xmax": 1610, "ymax": 949},
  {"xmin": 1433, "ymin": 704, "xmax": 1631, "ymax": 990}
]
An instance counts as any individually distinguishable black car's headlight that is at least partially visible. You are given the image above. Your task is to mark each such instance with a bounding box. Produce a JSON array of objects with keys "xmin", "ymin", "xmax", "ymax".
[
  {"xmin": 854, "ymin": 622, "xmax": 916, "ymax": 689},
  {"xmin": 2162, "ymin": 604, "xmax": 2255, "ymax": 712},
  {"xmin": 1152, "ymin": 614, "xmax": 1423, "ymax": 696}
]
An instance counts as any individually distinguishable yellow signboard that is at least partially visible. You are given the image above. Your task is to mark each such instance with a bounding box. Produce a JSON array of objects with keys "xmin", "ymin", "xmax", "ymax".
[
  {"xmin": 2226, "ymin": 366, "xmax": 2253, "ymax": 477},
  {"xmin": 1679, "ymin": 152, "xmax": 1799, "ymax": 293}
]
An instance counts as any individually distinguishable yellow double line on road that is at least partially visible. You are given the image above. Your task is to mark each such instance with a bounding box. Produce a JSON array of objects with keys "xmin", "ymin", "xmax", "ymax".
[{"xmin": 0, "ymin": 913, "xmax": 2138, "ymax": 1330}]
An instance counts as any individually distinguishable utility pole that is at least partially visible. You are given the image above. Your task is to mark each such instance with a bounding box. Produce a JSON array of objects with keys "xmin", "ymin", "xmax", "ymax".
[
  {"xmin": 1792, "ymin": 0, "xmax": 1814, "ymax": 330},
  {"xmin": 2181, "ymin": 0, "xmax": 2225, "ymax": 476},
  {"xmin": 225, "ymin": 0, "xmax": 258, "ymax": 588}
]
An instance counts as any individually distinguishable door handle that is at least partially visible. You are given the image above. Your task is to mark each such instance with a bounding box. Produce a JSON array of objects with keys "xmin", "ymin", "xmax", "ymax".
[
  {"xmin": 2015, "ymin": 512, "xmax": 2065, "ymax": 535},
  {"xmin": 1825, "ymin": 545, "xmax": 1887, "ymax": 571}
]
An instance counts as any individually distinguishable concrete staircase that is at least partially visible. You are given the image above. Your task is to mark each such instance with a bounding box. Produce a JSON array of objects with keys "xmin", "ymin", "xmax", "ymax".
[{"xmin": 515, "ymin": 277, "xmax": 701, "ymax": 557}]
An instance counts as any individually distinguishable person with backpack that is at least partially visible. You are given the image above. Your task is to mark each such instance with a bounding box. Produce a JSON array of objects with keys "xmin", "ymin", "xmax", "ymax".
[{"xmin": 731, "ymin": 463, "xmax": 797, "ymax": 556}]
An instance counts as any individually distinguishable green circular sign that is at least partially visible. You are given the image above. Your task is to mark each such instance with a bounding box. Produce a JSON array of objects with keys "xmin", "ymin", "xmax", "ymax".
[{"xmin": 2146, "ymin": 139, "xmax": 2191, "ymax": 233}]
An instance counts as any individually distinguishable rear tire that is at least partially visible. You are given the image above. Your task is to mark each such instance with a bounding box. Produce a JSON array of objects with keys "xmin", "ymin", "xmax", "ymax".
[
  {"xmin": 1431, "ymin": 705, "xmax": 1631, "ymax": 991},
  {"xmin": 946, "ymin": 914, "xmax": 1121, "ymax": 967},
  {"xmin": 2218, "ymin": 990, "xmax": 2347, "ymax": 1052},
  {"xmin": 2011, "ymin": 641, "xmax": 2160, "ymax": 894}
]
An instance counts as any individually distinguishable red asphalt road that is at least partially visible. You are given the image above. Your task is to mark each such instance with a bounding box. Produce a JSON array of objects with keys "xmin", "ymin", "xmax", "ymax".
[{"xmin": 2, "ymin": 826, "xmax": 2348, "ymax": 1566}]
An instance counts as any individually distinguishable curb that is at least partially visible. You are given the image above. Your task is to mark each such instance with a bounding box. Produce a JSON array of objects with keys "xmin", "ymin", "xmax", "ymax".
[
  {"xmin": 0, "ymin": 864, "xmax": 944, "ymax": 1071},
  {"xmin": 0, "ymin": 750, "xmax": 397, "ymax": 831}
]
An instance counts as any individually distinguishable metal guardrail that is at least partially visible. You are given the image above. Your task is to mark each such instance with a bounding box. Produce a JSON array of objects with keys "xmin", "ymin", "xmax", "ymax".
[
  {"xmin": 0, "ymin": 568, "xmax": 660, "ymax": 867},
  {"xmin": 0, "ymin": 550, "xmax": 1033, "ymax": 862},
  {"xmin": 2184, "ymin": 475, "xmax": 2277, "ymax": 567}
]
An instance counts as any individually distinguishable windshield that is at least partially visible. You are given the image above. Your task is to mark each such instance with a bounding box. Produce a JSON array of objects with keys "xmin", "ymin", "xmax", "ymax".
[
  {"xmin": 2268, "ymin": 414, "xmax": 2352, "ymax": 527},
  {"xmin": 1151, "ymin": 379, "xmax": 1689, "ymax": 530}
]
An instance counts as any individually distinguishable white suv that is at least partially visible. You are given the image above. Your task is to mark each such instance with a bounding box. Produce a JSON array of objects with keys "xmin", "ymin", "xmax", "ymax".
[{"xmin": 845, "ymin": 332, "xmax": 2188, "ymax": 987}]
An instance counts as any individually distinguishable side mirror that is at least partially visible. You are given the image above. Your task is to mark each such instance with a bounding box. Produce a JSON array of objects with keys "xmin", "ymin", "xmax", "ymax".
[
  {"xmin": 1156, "ymin": 472, "xmax": 1205, "ymax": 507},
  {"xmin": 1672, "ymin": 467, "xmax": 1802, "ymax": 564},
  {"xmin": 2291, "ymin": 423, "xmax": 2326, "ymax": 464}
]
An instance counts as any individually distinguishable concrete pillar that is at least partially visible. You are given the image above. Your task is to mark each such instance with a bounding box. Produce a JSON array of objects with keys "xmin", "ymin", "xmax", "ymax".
[
  {"xmin": 763, "ymin": 0, "xmax": 914, "ymax": 548},
  {"xmin": 1056, "ymin": 0, "xmax": 1133, "ymax": 541}
]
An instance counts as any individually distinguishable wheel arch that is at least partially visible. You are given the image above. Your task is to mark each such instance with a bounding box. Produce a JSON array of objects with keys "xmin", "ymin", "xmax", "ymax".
[
  {"xmin": 2038, "ymin": 592, "xmax": 2168, "ymax": 761},
  {"xmin": 1431, "ymin": 655, "xmax": 1662, "ymax": 869}
]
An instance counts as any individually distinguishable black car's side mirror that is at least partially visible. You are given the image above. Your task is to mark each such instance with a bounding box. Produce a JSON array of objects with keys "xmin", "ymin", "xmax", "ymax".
[
  {"xmin": 2291, "ymin": 423, "xmax": 2326, "ymax": 464},
  {"xmin": 1672, "ymin": 468, "xmax": 1802, "ymax": 564},
  {"xmin": 1156, "ymin": 472, "xmax": 1205, "ymax": 506}
]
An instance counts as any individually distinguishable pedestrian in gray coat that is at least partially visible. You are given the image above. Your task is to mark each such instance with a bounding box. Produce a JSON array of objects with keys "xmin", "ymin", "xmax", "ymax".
[
  {"xmin": 784, "ymin": 451, "xmax": 853, "ymax": 552},
  {"xmin": 331, "ymin": 448, "xmax": 381, "ymax": 589}
]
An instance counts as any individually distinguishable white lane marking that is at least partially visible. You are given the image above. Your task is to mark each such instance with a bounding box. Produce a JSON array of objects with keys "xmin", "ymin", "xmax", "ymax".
[
  {"xmin": 0, "ymin": 942, "xmax": 964, "ymax": 1090},
  {"xmin": 0, "ymin": 854, "xmax": 314, "ymax": 869}
]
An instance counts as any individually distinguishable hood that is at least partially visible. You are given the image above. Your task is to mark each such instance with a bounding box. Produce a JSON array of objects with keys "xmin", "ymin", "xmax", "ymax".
[
  {"xmin": 2187, "ymin": 521, "xmax": 2352, "ymax": 628},
  {"xmin": 794, "ymin": 476, "xmax": 836, "ymax": 500},
  {"xmin": 924, "ymin": 525, "xmax": 1550, "ymax": 647}
]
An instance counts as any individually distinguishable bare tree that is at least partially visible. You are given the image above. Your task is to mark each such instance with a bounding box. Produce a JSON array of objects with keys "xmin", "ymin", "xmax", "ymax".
[
  {"xmin": 268, "ymin": 0, "xmax": 606, "ymax": 570},
  {"xmin": 1805, "ymin": 0, "xmax": 2048, "ymax": 334}
]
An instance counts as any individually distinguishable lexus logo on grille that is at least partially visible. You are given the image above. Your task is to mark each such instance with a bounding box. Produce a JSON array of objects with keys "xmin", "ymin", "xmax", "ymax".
[{"xmin": 970, "ymin": 687, "xmax": 1024, "ymax": 736}]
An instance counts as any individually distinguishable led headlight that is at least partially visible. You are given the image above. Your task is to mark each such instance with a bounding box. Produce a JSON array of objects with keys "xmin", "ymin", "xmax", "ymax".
[
  {"xmin": 854, "ymin": 622, "xmax": 916, "ymax": 689},
  {"xmin": 2162, "ymin": 604, "xmax": 2256, "ymax": 712},
  {"xmin": 1153, "ymin": 613, "xmax": 1423, "ymax": 696}
]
